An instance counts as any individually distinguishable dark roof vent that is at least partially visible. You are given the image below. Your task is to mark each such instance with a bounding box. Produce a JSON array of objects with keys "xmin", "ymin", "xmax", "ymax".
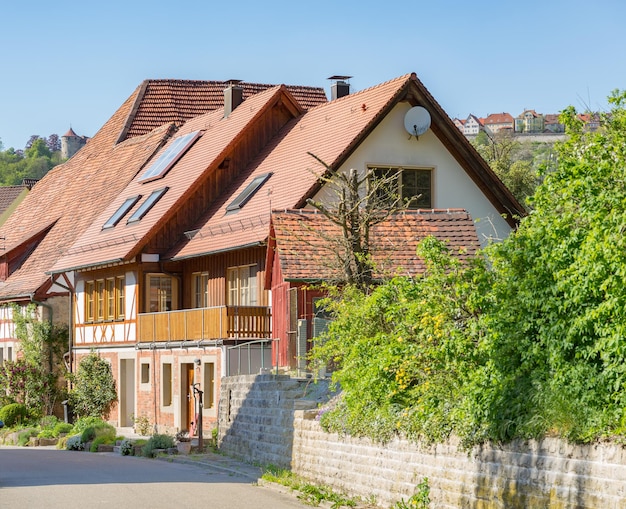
[
  {"xmin": 224, "ymin": 80, "xmax": 244, "ymax": 118},
  {"xmin": 328, "ymin": 75, "xmax": 352, "ymax": 100}
]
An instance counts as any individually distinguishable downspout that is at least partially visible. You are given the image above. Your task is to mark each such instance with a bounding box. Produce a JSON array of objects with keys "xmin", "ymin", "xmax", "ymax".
[{"xmin": 30, "ymin": 294, "xmax": 54, "ymax": 373}]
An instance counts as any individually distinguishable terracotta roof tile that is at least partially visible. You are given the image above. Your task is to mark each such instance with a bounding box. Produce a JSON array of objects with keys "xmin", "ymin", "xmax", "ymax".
[
  {"xmin": 270, "ymin": 209, "xmax": 480, "ymax": 282},
  {"xmin": 122, "ymin": 80, "xmax": 327, "ymax": 141},
  {"xmin": 0, "ymin": 89, "xmax": 172, "ymax": 299},
  {"xmin": 0, "ymin": 186, "xmax": 27, "ymax": 216},
  {"xmin": 171, "ymin": 74, "xmax": 414, "ymax": 260},
  {"xmin": 51, "ymin": 86, "xmax": 291, "ymax": 272}
]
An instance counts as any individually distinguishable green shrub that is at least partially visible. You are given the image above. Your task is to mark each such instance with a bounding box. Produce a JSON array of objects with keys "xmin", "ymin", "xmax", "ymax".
[
  {"xmin": 90, "ymin": 435, "xmax": 115, "ymax": 452},
  {"xmin": 39, "ymin": 415, "xmax": 59, "ymax": 429},
  {"xmin": 56, "ymin": 436, "xmax": 68, "ymax": 449},
  {"xmin": 37, "ymin": 428, "xmax": 55, "ymax": 439},
  {"xmin": 52, "ymin": 422, "xmax": 73, "ymax": 437},
  {"xmin": 71, "ymin": 416, "xmax": 108, "ymax": 436},
  {"xmin": 141, "ymin": 434, "xmax": 174, "ymax": 457},
  {"xmin": 80, "ymin": 422, "xmax": 116, "ymax": 444},
  {"xmin": 17, "ymin": 428, "xmax": 38, "ymax": 446},
  {"xmin": 0, "ymin": 403, "xmax": 29, "ymax": 427}
]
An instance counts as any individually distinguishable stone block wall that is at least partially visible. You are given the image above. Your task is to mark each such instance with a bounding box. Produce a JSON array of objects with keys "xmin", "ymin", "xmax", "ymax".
[
  {"xmin": 218, "ymin": 374, "xmax": 626, "ymax": 508},
  {"xmin": 218, "ymin": 373, "xmax": 320, "ymax": 468}
]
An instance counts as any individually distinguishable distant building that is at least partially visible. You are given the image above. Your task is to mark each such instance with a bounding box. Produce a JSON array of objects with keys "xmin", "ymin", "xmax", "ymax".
[
  {"xmin": 483, "ymin": 112, "xmax": 514, "ymax": 134},
  {"xmin": 61, "ymin": 127, "xmax": 89, "ymax": 159},
  {"xmin": 515, "ymin": 110, "xmax": 545, "ymax": 133},
  {"xmin": 453, "ymin": 114, "xmax": 484, "ymax": 136},
  {"xmin": 544, "ymin": 114, "xmax": 565, "ymax": 133}
]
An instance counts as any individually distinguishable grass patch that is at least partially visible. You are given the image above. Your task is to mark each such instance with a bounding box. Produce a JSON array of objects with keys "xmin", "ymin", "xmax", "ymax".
[{"xmin": 262, "ymin": 465, "xmax": 358, "ymax": 508}]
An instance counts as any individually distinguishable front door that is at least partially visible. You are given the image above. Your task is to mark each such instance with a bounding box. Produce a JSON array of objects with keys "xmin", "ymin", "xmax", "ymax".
[{"xmin": 181, "ymin": 363, "xmax": 195, "ymax": 433}]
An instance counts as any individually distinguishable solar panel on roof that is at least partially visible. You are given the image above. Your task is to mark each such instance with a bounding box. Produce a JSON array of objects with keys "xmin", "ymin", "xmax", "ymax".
[
  {"xmin": 138, "ymin": 131, "xmax": 201, "ymax": 182},
  {"xmin": 127, "ymin": 187, "xmax": 169, "ymax": 223}
]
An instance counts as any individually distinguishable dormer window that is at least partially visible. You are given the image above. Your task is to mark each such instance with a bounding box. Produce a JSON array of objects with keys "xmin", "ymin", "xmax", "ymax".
[{"xmin": 138, "ymin": 131, "xmax": 201, "ymax": 183}]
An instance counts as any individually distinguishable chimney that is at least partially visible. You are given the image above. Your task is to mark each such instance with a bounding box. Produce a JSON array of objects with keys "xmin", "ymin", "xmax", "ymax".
[
  {"xmin": 328, "ymin": 75, "xmax": 352, "ymax": 100},
  {"xmin": 224, "ymin": 80, "xmax": 243, "ymax": 117}
]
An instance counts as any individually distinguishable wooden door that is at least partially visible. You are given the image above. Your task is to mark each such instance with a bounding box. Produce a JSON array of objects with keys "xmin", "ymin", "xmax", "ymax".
[{"xmin": 181, "ymin": 363, "xmax": 195, "ymax": 433}]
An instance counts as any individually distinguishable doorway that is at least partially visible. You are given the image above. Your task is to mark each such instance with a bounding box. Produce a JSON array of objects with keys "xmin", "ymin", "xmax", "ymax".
[
  {"xmin": 119, "ymin": 359, "xmax": 135, "ymax": 427},
  {"xmin": 181, "ymin": 363, "xmax": 196, "ymax": 433}
]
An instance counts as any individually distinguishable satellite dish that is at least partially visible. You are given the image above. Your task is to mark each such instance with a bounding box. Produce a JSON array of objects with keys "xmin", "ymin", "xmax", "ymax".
[{"xmin": 404, "ymin": 106, "xmax": 431, "ymax": 138}]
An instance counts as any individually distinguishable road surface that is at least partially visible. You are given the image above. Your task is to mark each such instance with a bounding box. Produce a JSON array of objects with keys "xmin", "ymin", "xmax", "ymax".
[{"xmin": 0, "ymin": 446, "xmax": 310, "ymax": 509}]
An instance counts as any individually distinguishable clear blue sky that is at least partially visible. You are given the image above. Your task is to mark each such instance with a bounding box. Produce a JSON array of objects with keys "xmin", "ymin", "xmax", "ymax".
[{"xmin": 1, "ymin": 0, "xmax": 624, "ymax": 150}]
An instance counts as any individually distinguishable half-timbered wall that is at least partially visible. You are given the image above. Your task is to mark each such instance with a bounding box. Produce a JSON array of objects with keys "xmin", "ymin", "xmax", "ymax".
[{"xmin": 74, "ymin": 266, "xmax": 138, "ymax": 346}]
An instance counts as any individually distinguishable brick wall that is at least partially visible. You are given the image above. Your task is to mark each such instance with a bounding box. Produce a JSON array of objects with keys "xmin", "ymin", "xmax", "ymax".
[{"xmin": 218, "ymin": 374, "xmax": 626, "ymax": 508}]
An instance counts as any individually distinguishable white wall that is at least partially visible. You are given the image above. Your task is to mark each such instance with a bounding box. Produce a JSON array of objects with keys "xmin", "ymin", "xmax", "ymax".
[{"xmin": 311, "ymin": 103, "xmax": 512, "ymax": 245}]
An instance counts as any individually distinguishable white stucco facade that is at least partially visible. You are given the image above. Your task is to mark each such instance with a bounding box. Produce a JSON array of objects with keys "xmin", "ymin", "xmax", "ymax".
[{"xmin": 311, "ymin": 103, "xmax": 513, "ymax": 245}]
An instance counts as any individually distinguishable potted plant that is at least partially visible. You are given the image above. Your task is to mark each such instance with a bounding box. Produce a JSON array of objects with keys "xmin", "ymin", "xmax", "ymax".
[{"xmin": 176, "ymin": 430, "xmax": 192, "ymax": 455}]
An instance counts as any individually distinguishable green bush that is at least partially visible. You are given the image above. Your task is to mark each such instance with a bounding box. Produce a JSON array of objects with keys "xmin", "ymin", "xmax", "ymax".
[
  {"xmin": 80, "ymin": 422, "xmax": 116, "ymax": 444},
  {"xmin": 71, "ymin": 416, "xmax": 108, "ymax": 436},
  {"xmin": 52, "ymin": 422, "xmax": 73, "ymax": 437},
  {"xmin": 17, "ymin": 428, "xmax": 38, "ymax": 446},
  {"xmin": 37, "ymin": 428, "xmax": 55, "ymax": 439},
  {"xmin": 142, "ymin": 434, "xmax": 174, "ymax": 457},
  {"xmin": 0, "ymin": 403, "xmax": 30, "ymax": 427},
  {"xmin": 90, "ymin": 435, "xmax": 115, "ymax": 452},
  {"xmin": 68, "ymin": 352, "xmax": 117, "ymax": 418},
  {"xmin": 120, "ymin": 438, "xmax": 134, "ymax": 456}
]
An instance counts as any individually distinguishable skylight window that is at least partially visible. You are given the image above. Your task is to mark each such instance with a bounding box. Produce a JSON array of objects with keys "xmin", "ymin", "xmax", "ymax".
[
  {"xmin": 138, "ymin": 131, "xmax": 201, "ymax": 183},
  {"xmin": 102, "ymin": 196, "xmax": 141, "ymax": 229},
  {"xmin": 226, "ymin": 173, "xmax": 272, "ymax": 212},
  {"xmin": 127, "ymin": 187, "xmax": 169, "ymax": 223}
]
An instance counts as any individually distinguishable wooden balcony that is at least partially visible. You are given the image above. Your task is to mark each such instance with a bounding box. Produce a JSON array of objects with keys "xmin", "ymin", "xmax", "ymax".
[{"xmin": 137, "ymin": 306, "xmax": 271, "ymax": 343}]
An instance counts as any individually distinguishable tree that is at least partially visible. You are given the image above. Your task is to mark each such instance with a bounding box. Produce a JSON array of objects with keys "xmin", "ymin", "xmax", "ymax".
[
  {"xmin": 305, "ymin": 153, "xmax": 411, "ymax": 291},
  {"xmin": 69, "ymin": 352, "xmax": 117, "ymax": 418},
  {"xmin": 0, "ymin": 304, "xmax": 68, "ymax": 415},
  {"xmin": 474, "ymin": 90, "xmax": 626, "ymax": 441},
  {"xmin": 471, "ymin": 130, "xmax": 542, "ymax": 207}
]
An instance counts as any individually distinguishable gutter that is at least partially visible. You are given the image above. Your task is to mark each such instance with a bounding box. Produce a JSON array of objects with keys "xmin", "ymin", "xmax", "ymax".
[{"xmin": 135, "ymin": 339, "xmax": 224, "ymax": 350}]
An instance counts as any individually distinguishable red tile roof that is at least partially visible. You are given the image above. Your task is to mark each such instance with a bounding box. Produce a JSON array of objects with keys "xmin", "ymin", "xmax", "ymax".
[
  {"xmin": 51, "ymin": 86, "xmax": 296, "ymax": 272},
  {"xmin": 120, "ymin": 80, "xmax": 327, "ymax": 141},
  {"xmin": 269, "ymin": 209, "xmax": 480, "ymax": 282},
  {"xmin": 171, "ymin": 73, "xmax": 524, "ymax": 261},
  {"xmin": 170, "ymin": 74, "xmax": 416, "ymax": 260},
  {"xmin": 483, "ymin": 112, "xmax": 514, "ymax": 125},
  {"xmin": 0, "ymin": 185, "xmax": 28, "ymax": 217},
  {"xmin": 0, "ymin": 88, "xmax": 173, "ymax": 299}
]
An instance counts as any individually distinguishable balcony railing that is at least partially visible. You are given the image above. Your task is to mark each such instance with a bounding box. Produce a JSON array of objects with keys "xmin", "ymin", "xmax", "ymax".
[{"xmin": 137, "ymin": 305, "xmax": 271, "ymax": 343}]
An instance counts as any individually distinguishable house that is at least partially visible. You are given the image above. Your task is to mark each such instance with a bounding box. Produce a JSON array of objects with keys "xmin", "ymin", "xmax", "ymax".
[
  {"xmin": 0, "ymin": 180, "xmax": 35, "ymax": 228},
  {"xmin": 515, "ymin": 109, "xmax": 545, "ymax": 133},
  {"xmin": 266, "ymin": 208, "xmax": 482, "ymax": 369},
  {"xmin": 0, "ymin": 78, "xmax": 326, "ymax": 411},
  {"xmin": 461, "ymin": 114, "xmax": 484, "ymax": 136},
  {"xmin": 2, "ymin": 72, "xmax": 524, "ymax": 438},
  {"xmin": 544, "ymin": 114, "xmax": 565, "ymax": 133},
  {"xmin": 483, "ymin": 112, "xmax": 514, "ymax": 135}
]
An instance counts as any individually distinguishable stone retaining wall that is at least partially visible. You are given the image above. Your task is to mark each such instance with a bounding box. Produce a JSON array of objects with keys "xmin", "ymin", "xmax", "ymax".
[{"xmin": 218, "ymin": 374, "xmax": 626, "ymax": 508}]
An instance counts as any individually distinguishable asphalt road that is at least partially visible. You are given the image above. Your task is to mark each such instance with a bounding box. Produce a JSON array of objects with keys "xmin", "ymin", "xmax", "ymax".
[{"xmin": 0, "ymin": 446, "xmax": 309, "ymax": 509}]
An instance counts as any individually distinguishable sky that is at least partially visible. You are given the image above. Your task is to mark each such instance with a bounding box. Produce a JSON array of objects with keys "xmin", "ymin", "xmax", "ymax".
[{"xmin": 1, "ymin": 0, "xmax": 624, "ymax": 150}]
